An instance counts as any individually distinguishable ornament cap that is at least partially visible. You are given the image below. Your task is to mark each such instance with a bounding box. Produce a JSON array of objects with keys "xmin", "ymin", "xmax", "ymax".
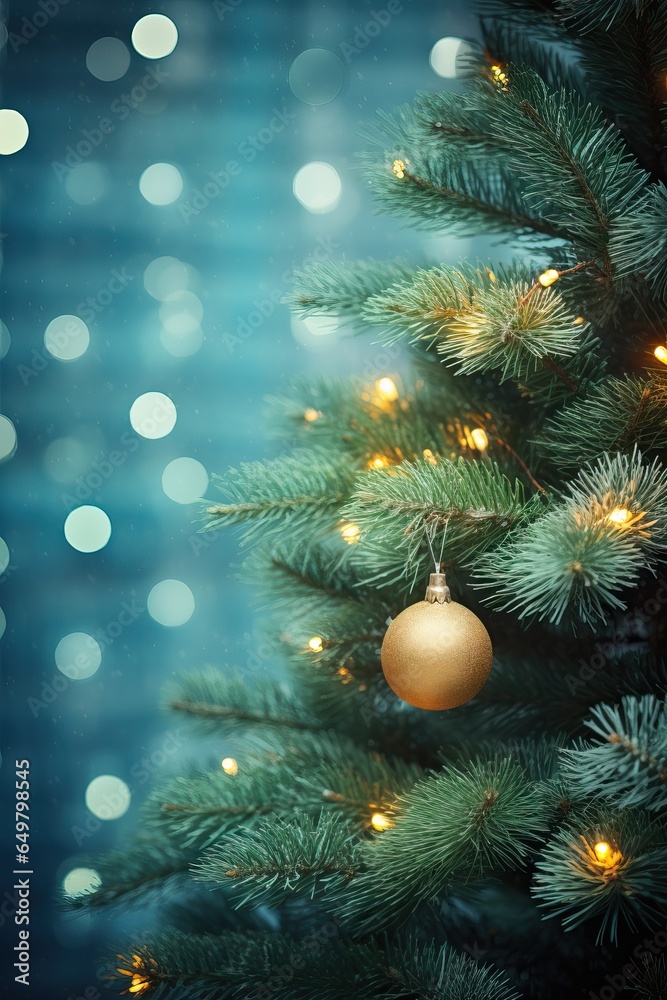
[{"xmin": 425, "ymin": 572, "xmax": 451, "ymax": 604}]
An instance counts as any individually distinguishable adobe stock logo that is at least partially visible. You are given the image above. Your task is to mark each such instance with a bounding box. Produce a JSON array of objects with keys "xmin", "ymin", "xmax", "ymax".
[{"xmin": 6, "ymin": 0, "xmax": 70, "ymax": 53}]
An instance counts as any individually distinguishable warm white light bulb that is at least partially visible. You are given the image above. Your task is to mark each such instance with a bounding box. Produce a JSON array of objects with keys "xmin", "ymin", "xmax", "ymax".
[
  {"xmin": 538, "ymin": 268, "xmax": 560, "ymax": 287},
  {"xmin": 376, "ymin": 377, "xmax": 399, "ymax": 402},
  {"xmin": 371, "ymin": 812, "xmax": 392, "ymax": 831}
]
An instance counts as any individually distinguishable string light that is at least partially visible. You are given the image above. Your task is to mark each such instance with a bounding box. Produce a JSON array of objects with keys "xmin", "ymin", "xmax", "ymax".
[
  {"xmin": 593, "ymin": 840, "xmax": 622, "ymax": 869},
  {"xmin": 340, "ymin": 521, "xmax": 360, "ymax": 544},
  {"xmin": 573, "ymin": 316, "xmax": 585, "ymax": 326},
  {"xmin": 117, "ymin": 955, "xmax": 155, "ymax": 994},
  {"xmin": 371, "ymin": 811, "xmax": 393, "ymax": 831},
  {"xmin": 221, "ymin": 757, "xmax": 239, "ymax": 775},
  {"xmin": 308, "ymin": 636, "xmax": 324, "ymax": 652},
  {"xmin": 654, "ymin": 345, "xmax": 667, "ymax": 365},
  {"xmin": 392, "ymin": 159, "xmax": 406, "ymax": 179},
  {"xmin": 538, "ymin": 268, "xmax": 560, "ymax": 287},
  {"xmin": 375, "ymin": 377, "xmax": 399, "ymax": 402},
  {"xmin": 490, "ymin": 64, "xmax": 508, "ymax": 86},
  {"xmin": 368, "ymin": 455, "xmax": 389, "ymax": 470},
  {"xmin": 304, "ymin": 407, "xmax": 320, "ymax": 422},
  {"xmin": 608, "ymin": 507, "xmax": 631, "ymax": 525},
  {"xmin": 470, "ymin": 427, "xmax": 488, "ymax": 451},
  {"xmin": 422, "ymin": 448, "xmax": 438, "ymax": 465}
]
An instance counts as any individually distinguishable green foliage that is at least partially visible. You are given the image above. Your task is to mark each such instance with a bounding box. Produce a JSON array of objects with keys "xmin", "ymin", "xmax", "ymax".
[
  {"xmin": 561, "ymin": 0, "xmax": 650, "ymax": 31},
  {"xmin": 476, "ymin": 450, "xmax": 667, "ymax": 624},
  {"xmin": 166, "ymin": 669, "xmax": 313, "ymax": 735},
  {"xmin": 381, "ymin": 939, "xmax": 521, "ymax": 1000},
  {"xmin": 343, "ymin": 456, "xmax": 543, "ymax": 589},
  {"xmin": 286, "ymin": 257, "xmax": 416, "ymax": 324},
  {"xmin": 362, "ymin": 260, "xmax": 589, "ymax": 387},
  {"xmin": 204, "ymin": 448, "xmax": 356, "ymax": 546},
  {"xmin": 336, "ymin": 757, "xmax": 551, "ymax": 935},
  {"xmin": 472, "ymin": 66, "xmax": 648, "ymax": 265},
  {"xmin": 610, "ymin": 184, "xmax": 667, "ymax": 300},
  {"xmin": 63, "ymin": 838, "xmax": 189, "ymax": 910},
  {"xmin": 83, "ymin": 2, "xmax": 667, "ymax": 993},
  {"xmin": 560, "ymin": 695, "xmax": 667, "ymax": 811},
  {"xmin": 626, "ymin": 955, "xmax": 667, "ymax": 1000},
  {"xmin": 264, "ymin": 375, "xmax": 470, "ymax": 469},
  {"xmin": 109, "ymin": 932, "xmax": 520, "ymax": 1000},
  {"xmin": 145, "ymin": 767, "xmax": 303, "ymax": 852},
  {"xmin": 532, "ymin": 809, "xmax": 667, "ymax": 943},
  {"xmin": 194, "ymin": 813, "xmax": 361, "ymax": 908},
  {"xmin": 537, "ymin": 372, "xmax": 667, "ymax": 470}
]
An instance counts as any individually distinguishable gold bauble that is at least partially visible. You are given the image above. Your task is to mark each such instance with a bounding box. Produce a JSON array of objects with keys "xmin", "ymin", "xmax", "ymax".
[{"xmin": 381, "ymin": 573, "xmax": 493, "ymax": 710}]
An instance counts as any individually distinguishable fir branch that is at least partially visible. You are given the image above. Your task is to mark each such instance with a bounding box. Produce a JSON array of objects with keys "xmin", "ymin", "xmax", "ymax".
[
  {"xmin": 626, "ymin": 954, "xmax": 667, "ymax": 999},
  {"xmin": 203, "ymin": 448, "xmax": 356, "ymax": 546},
  {"xmin": 537, "ymin": 372, "xmax": 667, "ymax": 470},
  {"xmin": 559, "ymin": 695, "xmax": 667, "ymax": 810},
  {"xmin": 145, "ymin": 769, "xmax": 300, "ymax": 851},
  {"xmin": 383, "ymin": 939, "xmax": 521, "ymax": 1000},
  {"xmin": 264, "ymin": 374, "xmax": 471, "ymax": 470},
  {"xmin": 285, "ymin": 257, "xmax": 416, "ymax": 323},
  {"xmin": 475, "ymin": 450, "xmax": 667, "ymax": 625},
  {"xmin": 558, "ymin": 0, "xmax": 652, "ymax": 31},
  {"xmin": 342, "ymin": 456, "xmax": 544, "ymax": 590},
  {"xmin": 362, "ymin": 260, "xmax": 591, "ymax": 390},
  {"xmin": 337, "ymin": 758, "xmax": 551, "ymax": 935},
  {"xmin": 475, "ymin": 65, "xmax": 649, "ymax": 269},
  {"xmin": 193, "ymin": 814, "xmax": 361, "ymax": 908},
  {"xmin": 532, "ymin": 809, "xmax": 667, "ymax": 943},
  {"xmin": 62, "ymin": 840, "xmax": 190, "ymax": 911},
  {"xmin": 107, "ymin": 932, "xmax": 520, "ymax": 1000},
  {"xmin": 610, "ymin": 183, "xmax": 667, "ymax": 300},
  {"xmin": 166, "ymin": 671, "xmax": 314, "ymax": 735},
  {"xmin": 363, "ymin": 148, "xmax": 564, "ymax": 239}
]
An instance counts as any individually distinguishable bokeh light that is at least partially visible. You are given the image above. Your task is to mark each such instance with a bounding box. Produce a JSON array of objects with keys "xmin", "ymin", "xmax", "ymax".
[
  {"xmin": 65, "ymin": 163, "xmax": 110, "ymax": 205},
  {"xmin": 44, "ymin": 315, "xmax": 90, "ymax": 361},
  {"xmin": 160, "ymin": 324, "xmax": 203, "ymax": 357},
  {"xmin": 429, "ymin": 37, "xmax": 474, "ymax": 78},
  {"xmin": 139, "ymin": 162, "xmax": 183, "ymax": 205},
  {"xmin": 43, "ymin": 437, "xmax": 94, "ymax": 484},
  {"xmin": 0, "ymin": 320, "xmax": 11, "ymax": 359},
  {"xmin": 147, "ymin": 579, "xmax": 195, "ymax": 626},
  {"xmin": 129, "ymin": 391, "xmax": 177, "ymax": 439},
  {"xmin": 293, "ymin": 161, "xmax": 341, "ymax": 213},
  {"xmin": 143, "ymin": 256, "xmax": 190, "ymax": 300},
  {"xmin": 0, "ymin": 415, "xmax": 17, "ymax": 462},
  {"xmin": 131, "ymin": 14, "xmax": 178, "ymax": 59},
  {"xmin": 0, "ymin": 608, "xmax": 5, "ymax": 640},
  {"xmin": 0, "ymin": 537, "xmax": 9, "ymax": 575},
  {"xmin": 160, "ymin": 290, "xmax": 204, "ymax": 329},
  {"xmin": 288, "ymin": 48, "xmax": 345, "ymax": 105},
  {"xmin": 64, "ymin": 506, "xmax": 112, "ymax": 553},
  {"xmin": 85, "ymin": 775, "xmax": 131, "ymax": 820},
  {"xmin": 0, "ymin": 110, "xmax": 29, "ymax": 154},
  {"xmin": 162, "ymin": 457, "xmax": 209, "ymax": 504},
  {"xmin": 55, "ymin": 633, "xmax": 103, "ymax": 680},
  {"xmin": 85, "ymin": 37, "xmax": 131, "ymax": 81},
  {"xmin": 62, "ymin": 867, "xmax": 101, "ymax": 897}
]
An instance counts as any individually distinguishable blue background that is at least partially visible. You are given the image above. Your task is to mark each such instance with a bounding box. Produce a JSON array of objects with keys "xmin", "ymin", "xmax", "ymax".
[{"xmin": 0, "ymin": 1, "xmax": 484, "ymax": 995}]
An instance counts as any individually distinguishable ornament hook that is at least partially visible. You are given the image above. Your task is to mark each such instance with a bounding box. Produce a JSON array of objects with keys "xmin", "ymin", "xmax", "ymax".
[
  {"xmin": 425, "ymin": 572, "xmax": 451, "ymax": 604},
  {"xmin": 425, "ymin": 517, "xmax": 449, "ymax": 574}
]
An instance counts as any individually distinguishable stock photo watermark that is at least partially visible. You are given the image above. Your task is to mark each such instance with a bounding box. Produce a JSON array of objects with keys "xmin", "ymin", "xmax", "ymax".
[
  {"xmin": 51, "ymin": 64, "xmax": 170, "ymax": 180},
  {"xmin": 178, "ymin": 105, "xmax": 297, "ymax": 224}
]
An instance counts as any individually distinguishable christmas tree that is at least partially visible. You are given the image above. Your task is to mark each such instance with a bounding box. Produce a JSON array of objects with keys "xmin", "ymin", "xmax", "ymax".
[{"xmin": 66, "ymin": 2, "xmax": 667, "ymax": 998}]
